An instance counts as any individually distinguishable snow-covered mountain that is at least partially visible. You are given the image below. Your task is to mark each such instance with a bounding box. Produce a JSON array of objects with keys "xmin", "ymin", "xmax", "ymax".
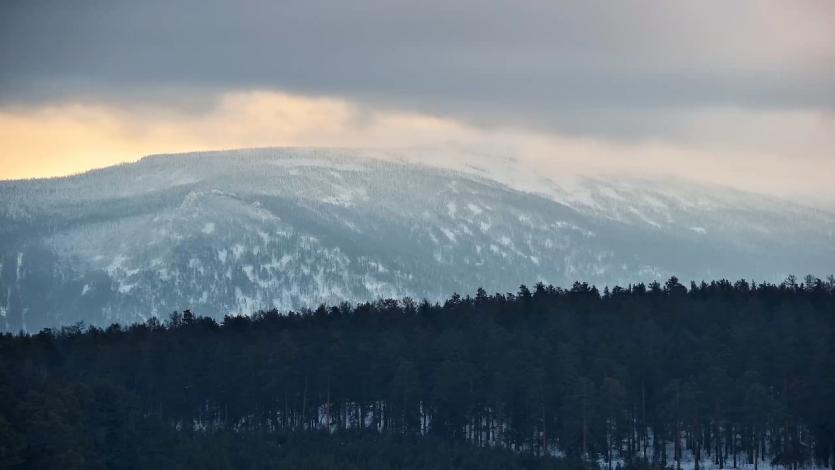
[{"xmin": 1, "ymin": 148, "xmax": 833, "ymax": 331}]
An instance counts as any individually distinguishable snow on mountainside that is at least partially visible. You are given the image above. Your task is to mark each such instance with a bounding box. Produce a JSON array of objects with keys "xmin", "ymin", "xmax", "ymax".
[{"xmin": 1, "ymin": 148, "xmax": 833, "ymax": 331}]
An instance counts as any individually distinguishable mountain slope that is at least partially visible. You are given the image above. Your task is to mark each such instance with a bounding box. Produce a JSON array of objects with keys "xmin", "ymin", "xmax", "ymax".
[{"xmin": 1, "ymin": 148, "xmax": 833, "ymax": 331}]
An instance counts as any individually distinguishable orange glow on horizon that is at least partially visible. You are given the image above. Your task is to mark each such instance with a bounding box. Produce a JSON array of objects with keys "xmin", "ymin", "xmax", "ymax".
[{"xmin": 0, "ymin": 90, "xmax": 833, "ymax": 209}]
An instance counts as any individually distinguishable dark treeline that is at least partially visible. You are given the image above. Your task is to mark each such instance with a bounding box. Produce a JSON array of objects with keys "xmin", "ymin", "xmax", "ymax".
[{"xmin": 1, "ymin": 276, "xmax": 834, "ymax": 470}]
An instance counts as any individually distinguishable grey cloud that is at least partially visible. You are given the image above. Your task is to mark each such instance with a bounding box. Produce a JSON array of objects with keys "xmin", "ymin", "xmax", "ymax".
[{"xmin": 1, "ymin": 0, "xmax": 834, "ymax": 140}]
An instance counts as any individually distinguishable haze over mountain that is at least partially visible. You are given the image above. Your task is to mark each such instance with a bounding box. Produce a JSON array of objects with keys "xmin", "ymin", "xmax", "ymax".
[{"xmin": 0, "ymin": 148, "xmax": 832, "ymax": 332}]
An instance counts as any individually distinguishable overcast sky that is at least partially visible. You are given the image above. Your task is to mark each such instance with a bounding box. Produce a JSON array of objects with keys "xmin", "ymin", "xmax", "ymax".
[{"xmin": 1, "ymin": 0, "xmax": 834, "ymax": 206}]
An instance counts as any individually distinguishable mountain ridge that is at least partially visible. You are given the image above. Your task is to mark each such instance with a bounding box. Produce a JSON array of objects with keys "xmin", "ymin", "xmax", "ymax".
[{"xmin": 1, "ymin": 148, "xmax": 833, "ymax": 331}]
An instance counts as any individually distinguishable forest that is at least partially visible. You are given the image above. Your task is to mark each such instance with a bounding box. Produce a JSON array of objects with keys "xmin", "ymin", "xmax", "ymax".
[{"xmin": 1, "ymin": 276, "xmax": 834, "ymax": 470}]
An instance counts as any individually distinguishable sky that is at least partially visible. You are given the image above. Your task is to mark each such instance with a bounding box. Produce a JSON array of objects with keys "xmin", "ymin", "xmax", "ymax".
[{"xmin": 1, "ymin": 0, "xmax": 834, "ymax": 207}]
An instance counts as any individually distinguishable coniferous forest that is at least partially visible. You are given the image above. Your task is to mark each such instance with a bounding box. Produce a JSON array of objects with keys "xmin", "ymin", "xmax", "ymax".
[{"xmin": 1, "ymin": 276, "xmax": 834, "ymax": 470}]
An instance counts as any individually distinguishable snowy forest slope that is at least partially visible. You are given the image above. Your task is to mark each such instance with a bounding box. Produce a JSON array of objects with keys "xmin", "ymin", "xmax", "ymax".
[{"xmin": 1, "ymin": 148, "xmax": 833, "ymax": 331}]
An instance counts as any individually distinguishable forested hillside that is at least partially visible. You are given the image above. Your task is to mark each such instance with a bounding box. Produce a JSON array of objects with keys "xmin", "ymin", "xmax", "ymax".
[
  {"xmin": 1, "ymin": 276, "xmax": 834, "ymax": 469},
  {"xmin": 3, "ymin": 149, "xmax": 834, "ymax": 332}
]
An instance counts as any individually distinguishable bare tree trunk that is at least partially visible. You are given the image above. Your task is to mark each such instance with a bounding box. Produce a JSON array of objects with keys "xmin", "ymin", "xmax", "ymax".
[
  {"xmin": 675, "ymin": 385, "xmax": 682, "ymax": 470},
  {"xmin": 582, "ymin": 382, "xmax": 589, "ymax": 463},
  {"xmin": 326, "ymin": 373, "xmax": 331, "ymax": 431},
  {"xmin": 642, "ymin": 382, "xmax": 648, "ymax": 460},
  {"xmin": 301, "ymin": 375, "xmax": 308, "ymax": 430},
  {"xmin": 830, "ymin": 429, "xmax": 834, "ymax": 470},
  {"xmin": 542, "ymin": 405, "xmax": 547, "ymax": 456},
  {"xmin": 732, "ymin": 424, "xmax": 737, "ymax": 468},
  {"xmin": 695, "ymin": 411, "xmax": 701, "ymax": 470}
]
